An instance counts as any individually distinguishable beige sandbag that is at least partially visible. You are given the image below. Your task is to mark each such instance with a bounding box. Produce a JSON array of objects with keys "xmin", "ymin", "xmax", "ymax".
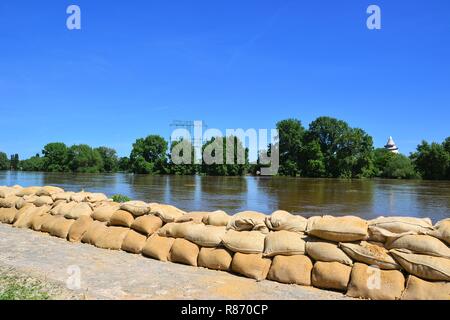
[
  {"xmin": 141, "ymin": 234, "xmax": 175, "ymax": 262},
  {"xmin": 131, "ymin": 215, "xmax": 163, "ymax": 236},
  {"xmin": 91, "ymin": 202, "xmax": 121, "ymax": 222},
  {"xmin": 51, "ymin": 191, "xmax": 75, "ymax": 202},
  {"xmin": 222, "ymin": 229, "xmax": 266, "ymax": 254},
  {"xmin": 202, "ymin": 210, "xmax": 231, "ymax": 226},
  {"xmin": 0, "ymin": 187, "xmax": 18, "ymax": 198},
  {"xmin": 81, "ymin": 221, "xmax": 108, "ymax": 245},
  {"xmin": 227, "ymin": 211, "xmax": 269, "ymax": 234},
  {"xmin": 427, "ymin": 219, "xmax": 450, "ymax": 245},
  {"xmin": 390, "ymin": 250, "xmax": 450, "ymax": 281},
  {"xmin": 169, "ymin": 238, "xmax": 200, "ymax": 266},
  {"xmin": 33, "ymin": 196, "xmax": 54, "ymax": 207},
  {"xmin": 15, "ymin": 197, "xmax": 27, "ymax": 210},
  {"xmin": 198, "ymin": 247, "xmax": 233, "ymax": 271},
  {"xmin": 40, "ymin": 215, "xmax": 60, "ymax": 233},
  {"xmin": 307, "ymin": 215, "xmax": 368, "ymax": 242},
  {"xmin": 22, "ymin": 194, "xmax": 39, "ymax": 204},
  {"xmin": 157, "ymin": 221, "xmax": 197, "ymax": 238},
  {"xmin": 305, "ymin": 240, "xmax": 353, "ymax": 266},
  {"xmin": 12, "ymin": 203, "xmax": 34, "ymax": 224},
  {"xmin": 231, "ymin": 253, "xmax": 272, "ymax": 281},
  {"xmin": 65, "ymin": 202, "xmax": 92, "ymax": 219},
  {"xmin": 368, "ymin": 216, "xmax": 433, "ymax": 241},
  {"xmin": 85, "ymin": 193, "xmax": 108, "ymax": 203},
  {"xmin": 13, "ymin": 205, "xmax": 50, "ymax": 229},
  {"xmin": 120, "ymin": 200, "xmax": 150, "ymax": 217},
  {"xmin": 16, "ymin": 186, "xmax": 41, "ymax": 197},
  {"xmin": 0, "ymin": 195, "xmax": 20, "ymax": 208},
  {"xmin": 182, "ymin": 224, "xmax": 227, "ymax": 247},
  {"xmin": 50, "ymin": 201, "xmax": 78, "ymax": 216},
  {"xmin": 346, "ymin": 263, "xmax": 405, "ymax": 300},
  {"xmin": 68, "ymin": 216, "xmax": 94, "ymax": 242},
  {"xmin": 71, "ymin": 192, "xmax": 92, "ymax": 202},
  {"xmin": 109, "ymin": 210, "xmax": 134, "ymax": 227},
  {"xmin": 401, "ymin": 275, "xmax": 450, "ymax": 300},
  {"xmin": 36, "ymin": 186, "xmax": 64, "ymax": 197},
  {"xmin": 386, "ymin": 234, "xmax": 450, "ymax": 259},
  {"xmin": 175, "ymin": 211, "xmax": 211, "ymax": 223},
  {"xmin": 95, "ymin": 226, "xmax": 129, "ymax": 250},
  {"xmin": 121, "ymin": 230, "xmax": 147, "ymax": 254},
  {"xmin": 150, "ymin": 203, "xmax": 186, "ymax": 222},
  {"xmin": 263, "ymin": 230, "xmax": 306, "ymax": 257},
  {"xmin": 265, "ymin": 210, "xmax": 307, "ymax": 233},
  {"xmin": 49, "ymin": 217, "xmax": 75, "ymax": 239},
  {"xmin": 30, "ymin": 213, "xmax": 51, "ymax": 231},
  {"xmin": 311, "ymin": 261, "xmax": 352, "ymax": 292},
  {"xmin": 0, "ymin": 208, "xmax": 17, "ymax": 224},
  {"xmin": 340, "ymin": 241, "xmax": 400, "ymax": 270},
  {"xmin": 267, "ymin": 255, "xmax": 312, "ymax": 286}
]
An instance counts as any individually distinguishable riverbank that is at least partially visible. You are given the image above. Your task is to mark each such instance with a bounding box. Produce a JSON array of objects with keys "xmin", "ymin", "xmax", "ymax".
[{"xmin": 0, "ymin": 224, "xmax": 350, "ymax": 300}]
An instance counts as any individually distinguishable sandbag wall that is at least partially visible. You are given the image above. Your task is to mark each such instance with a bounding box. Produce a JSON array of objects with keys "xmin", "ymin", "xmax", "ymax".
[{"xmin": 0, "ymin": 184, "xmax": 449, "ymax": 300}]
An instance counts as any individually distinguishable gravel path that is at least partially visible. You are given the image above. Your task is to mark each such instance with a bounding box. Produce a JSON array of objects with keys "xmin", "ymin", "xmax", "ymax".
[{"xmin": 0, "ymin": 223, "xmax": 351, "ymax": 300}]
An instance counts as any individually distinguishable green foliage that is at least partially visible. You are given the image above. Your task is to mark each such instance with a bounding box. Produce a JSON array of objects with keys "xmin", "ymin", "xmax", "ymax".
[
  {"xmin": 67, "ymin": 144, "xmax": 104, "ymax": 173},
  {"xmin": 0, "ymin": 152, "xmax": 9, "ymax": 170},
  {"xmin": 169, "ymin": 139, "xmax": 198, "ymax": 175},
  {"xmin": 20, "ymin": 154, "xmax": 45, "ymax": 172},
  {"xmin": 42, "ymin": 143, "xmax": 69, "ymax": 172},
  {"xmin": 374, "ymin": 148, "xmax": 418, "ymax": 179},
  {"xmin": 276, "ymin": 119, "xmax": 305, "ymax": 176},
  {"xmin": 95, "ymin": 146, "xmax": 119, "ymax": 172},
  {"xmin": 411, "ymin": 139, "xmax": 450, "ymax": 180},
  {"xmin": 118, "ymin": 157, "xmax": 131, "ymax": 172},
  {"xmin": 9, "ymin": 154, "xmax": 19, "ymax": 170},
  {"xmin": 112, "ymin": 194, "xmax": 131, "ymax": 203},
  {"xmin": 0, "ymin": 275, "xmax": 50, "ymax": 300},
  {"xmin": 130, "ymin": 135, "xmax": 168, "ymax": 174}
]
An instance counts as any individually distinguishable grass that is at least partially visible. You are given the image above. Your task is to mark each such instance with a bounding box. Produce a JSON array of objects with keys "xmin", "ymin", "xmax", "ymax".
[{"xmin": 0, "ymin": 274, "xmax": 51, "ymax": 300}]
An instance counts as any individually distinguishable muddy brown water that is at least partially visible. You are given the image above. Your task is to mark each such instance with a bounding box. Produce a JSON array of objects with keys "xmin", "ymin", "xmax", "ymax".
[{"xmin": 1, "ymin": 171, "xmax": 449, "ymax": 222}]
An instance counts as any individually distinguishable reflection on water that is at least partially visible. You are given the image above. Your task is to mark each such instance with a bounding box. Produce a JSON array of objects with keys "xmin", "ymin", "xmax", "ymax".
[{"xmin": 1, "ymin": 171, "xmax": 449, "ymax": 222}]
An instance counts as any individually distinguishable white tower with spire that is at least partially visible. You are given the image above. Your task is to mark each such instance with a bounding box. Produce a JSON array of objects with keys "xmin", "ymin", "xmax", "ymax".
[{"xmin": 385, "ymin": 136, "xmax": 399, "ymax": 154}]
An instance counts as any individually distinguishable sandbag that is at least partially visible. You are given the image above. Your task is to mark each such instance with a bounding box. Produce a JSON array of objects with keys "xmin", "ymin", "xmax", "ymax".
[
  {"xmin": 150, "ymin": 203, "xmax": 186, "ymax": 222},
  {"xmin": 65, "ymin": 202, "xmax": 92, "ymax": 219},
  {"xmin": 92, "ymin": 202, "xmax": 121, "ymax": 222},
  {"xmin": 30, "ymin": 213, "xmax": 51, "ymax": 231},
  {"xmin": 157, "ymin": 221, "xmax": 197, "ymax": 238},
  {"xmin": 131, "ymin": 215, "xmax": 163, "ymax": 236},
  {"xmin": 340, "ymin": 241, "xmax": 400, "ymax": 270},
  {"xmin": 368, "ymin": 216, "xmax": 433, "ymax": 241},
  {"xmin": 198, "ymin": 247, "xmax": 233, "ymax": 271},
  {"xmin": 13, "ymin": 205, "xmax": 50, "ymax": 229},
  {"xmin": 227, "ymin": 211, "xmax": 269, "ymax": 234},
  {"xmin": 50, "ymin": 201, "xmax": 78, "ymax": 216},
  {"xmin": 81, "ymin": 221, "xmax": 108, "ymax": 245},
  {"xmin": 109, "ymin": 210, "xmax": 135, "ymax": 227},
  {"xmin": 305, "ymin": 240, "xmax": 353, "ymax": 266},
  {"xmin": 12, "ymin": 203, "xmax": 34, "ymax": 223},
  {"xmin": 36, "ymin": 186, "xmax": 64, "ymax": 197},
  {"xmin": 68, "ymin": 216, "xmax": 94, "ymax": 242},
  {"xmin": 0, "ymin": 208, "xmax": 17, "ymax": 224},
  {"xmin": 202, "ymin": 210, "xmax": 231, "ymax": 226},
  {"xmin": 390, "ymin": 250, "xmax": 450, "ymax": 281},
  {"xmin": 265, "ymin": 210, "xmax": 307, "ymax": 233},
  {"xmin": 120, "ymin": 200, "xmax": 150, "ymax": 217},
  {"xmin": 49, "ymin": 217, "xmax": 75, "ymax": 239},
  {"xmin": 311, "ymin": 261, "xmax": 352, "ymax": 292},
  {"xmin": 231, "ymin": 253, "xmax": 272, "ymax": 281},
  {"xmin": 263, "ymin": 230, "xmax": 306, "ymax": 257},
  {"xmin": 40, "ymin": 215, "xmax": 60, "ymax": 233},
  {"xmin": 401, "ymin": 275, "xmax": 450, "ymax": 300},
  {"xmin": 386, "ymin": 234, "xmax": 450, "ymax": 259},
  {"xmin": 267, "ymin": 255, "xmax": 312, "ymax": 286},
  {"xmin": 182, "ymin": 224, "xmax": 227, "ymax": 247},
  {"xmin": 33, "ymin": 196, "xmax": 54, "ymax": 207},
  {"xmin": 169, "ymin": 238, "xmax": 200, "ymax": 266},
  {"xmin": 307, "ymin": 215, "xmax": 368, "ymax": 242},
  {"xmin": 141, "ymin": 234, "xmax": 175, "ymax": 262},
  {"xmin": 0, "ymin": 187, "xmax": 18, "ymax": 198},
  {"xmin": 222, "ymin": 230, "xmax": 266, "ymax": 254},
  {"xmin": 0, "ymin": 195, "xmax": 20, "ymax": 208},
  {"xmin": 51, "ymin": 192, "xmax": 75, "ymax": 202},
  {"xmin": 346, "ymin": 263, "xmax": 405, "ymax": 300},
  {"xmin": 427, "ymin": 218, "xmax": 450, "ymax": 245},
  {"xmin": 121, "ymin": 230, "xmax": 147, "ymax": 254},
  {"xmin": 86, "ymin": 193, "xmax": 108, "ymax": 203},
  {"xmin": 175, "ymin": 211, "xmax": 211, "ymax": 223},
  {"xmin": 15, "ymin": 197, "xmax": 27, "ymax": 210},
  {"xmin": 95, "ymin": 226, "xmax": 129, "ymax": 250},
  {"xmin": 16, "ymin": 186, "xmax": 41, "ymax": 197}
]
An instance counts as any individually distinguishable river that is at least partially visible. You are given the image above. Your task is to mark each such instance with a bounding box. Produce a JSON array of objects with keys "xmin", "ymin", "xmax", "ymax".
[{"xmin": 1, "ymin": 171, "xmax": 449, "ymax": 222}]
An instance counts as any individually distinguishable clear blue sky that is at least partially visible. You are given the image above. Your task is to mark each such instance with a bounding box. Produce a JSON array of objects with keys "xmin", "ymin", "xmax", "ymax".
[{"xmin": 0, "ymin": 0, "xmax": 449, "ymax": 159}]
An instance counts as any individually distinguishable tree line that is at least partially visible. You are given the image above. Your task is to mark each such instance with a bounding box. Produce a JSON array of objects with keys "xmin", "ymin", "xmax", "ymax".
[{"xmin": 0, "ymin": 116, "xmax": 449, "ymax": 180}]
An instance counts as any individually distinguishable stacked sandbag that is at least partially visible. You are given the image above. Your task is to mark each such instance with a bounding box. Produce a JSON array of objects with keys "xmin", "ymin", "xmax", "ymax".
[
  {"xmin": 131, "ymin": 215, "xmax": 163, "ymax": 236},
  {"xmin": 427, "ymin": 218, "xmax": 450, "ymax": 245},
  {"xmin": 142, "ymin": 234, "xmax": 175, "ymax": 262},
  {"xmin": 227, "ymin": 211, "xmax": 269, "ymax": 234},
  {"xmin": 13, "ymin": 205, "xmax": 50, "ymax": 229},
  {"xmin": 311, "ymin": 261, "xmax": 352, "ymax": 292},
  {"xmin": 68, "ymin": 216, "xmax": 94, "ymax": 242},
  {"xmin": 306, "ymin": 215, "xmax": 368, "ymax": 242},
  {"xmin": 198, "ymin": 247, "xmax": 233, "ymax": 271},
  {"xmin": 169, "ymin": 238, "xmax": 200, "ymax": 266},
  {"xmin": 339, "ymin": 241, "xmax": 401, "ymax": 270},
  {"xmin": 149, "ymin": 203, "xmax": 186, "ymax": 222},
  {"xmin": 305, "ymin": 240, "xmax": 353, "ymax": 266},
  {"xmin": 202, "ymin": 210, "xmax": 231, "ymax": 226},
  {"xmin": 94, "ymin": 226, "xmax": 129, "ymax": 250},
  {"xmin": 368, "ymin": 216, "xmax": 434, "ymax": 242},
  {"xmin": 401, "ymin": 275, "xmax": 450, "ymax": 300},
  {"xmin": 36, "ymin": 186, "xmax": 64, "ymax": 197},
  {"xmin": 231, "ymin": 252, "xmax": 272, "ymax": 281},
  {"xmin": 121, "ymin": 229, "xmax": 147, "ymax": 254},
  {"xmin": 0, "ymin": 207, "xmax": 18, "ymax": 224},
  {"xmin": 92, "ymin": 202, "xmax": 121, "ymax": 222},
  {"xmin": 265, "ymin": 210, "xmax": 307, "ymax": 233},
  {"xmin": 267, "ymin": 255, "xmax": 312, "ymax": 285}
]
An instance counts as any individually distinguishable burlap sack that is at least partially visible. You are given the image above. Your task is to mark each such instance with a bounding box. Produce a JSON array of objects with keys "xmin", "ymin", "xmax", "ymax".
[
  {"xmin": 92, "ymin": 202, "xmax": 121, "ymax": 222},
  {"xmin": 95, "ymin": 226, "xmax": 129, "ymax": 250},
  {"xmin": 12, "ymin": 203, "xmax": 34, "ymax": 223},
  {"xmin": 157, "ymin": 221, "xmax": 196, "ymax": 238},
  {"xmin": 71, "ymin": 192, "xmax": 91, "ymax": 202},
  {"xmin": 368, "ymin": 217, "xmax": 433, "ymax": 242},
  {"xmin": 231, "ymin": 252, "xmax": 272, "ymax": 281},
  {"xmin": 346, "ymin": 263, "xmax": 405, "ymax": 300},
  {"xmin": 36, "ymin": 186, "xmax": 64, "ymax": 197},
  {"xmin": 81, "ymin": 221, "xmax": 108, "ymax": 245},
  {"xmin": 50, "ymin": 201, "xmax": 78, "ymax": 216},
  {"xmin": 183, "ymin": 224, "xmax": 227, "ymax": 247},
  {"xmin": 65, "ymin": 202, "xmax": 92, "ymax": 219},
  {"xmin": 390, "ymin": 250, "xmax": 450, "ymax": 281},
  {"xmin": 0, "ymin": 187, "xmax": 18, "ymax": 198},
  {"xmin": 0, "ymin": 208, "xmax": 17, "ymax": 224},
  {"xmin": 49, "ymin": 217, "xmax": 75, "ymax": 239},
  {"xmin": 265, "ymin": 210, "xmax": 307, "ymax": 233},
  {"xmin": 222, "ymin": 230, "xmax": 266, "ymax": 254},
  {"xmin": 86, "ymin": 193, "xmax": 108, "ymax": 203},
  {"xmin": 386, "ymin": 234, "xmax": 450, "ymax": 258},
  {"xmin": 131, "ymin": 215, "xmax": 163, "ymax": 236},
  {"xmin": 198, "ymin": 247, "xmax": 233, "ymax": 271},
  {"xmin": 68, "ymin": 216, "xmax": 94, "ymax": 242},
  {"xmin": 311, "ymin": 261, "xmax": 352, "ymax": 292},
  {"xmin": 401, "ymin": 275, "xmax": 450, "ymax": 300},
  {"xmin": 51, "ymin": 192, "xmax": 75, "ymax": 202},
  {"xmin": 263, "ymin": 230, "xmax": 306, "ymax": 257},
  {"xmin": 16, "ymin": 186, "xmax": 41, "ymax": 197},
  {"xmin": 427, "ymin": 218, "xmax": 450, "ymax": 245},
  {"xmin": 202, "ymin": 210, "xmax": 231, "ymax": 226},
  {"xmin": 305, "ymin": 240, "xmax": 353, "ymax": 266},
  {"xmin": 15, "ymin": 197, "xmax": 27, "ymax": 210},
  {"xmin": 142, "ymin": 234, "xmax": 175, "ymax": 262},
  {"xmin": 307, "ymin": 215, "xmax": 368, "ymax": 242},
  {"xmin": 40, "ymin": 214, "xmax": 60, "ymax": 233},
  {"xmin": 175, "ymin": 211, "xmax": 211, "ymax": 223},
  {"xmin": 169, "ymin": 238, "xmax": 200, "ymax": 266},
  {"xmin": 120, "ymin": 200, "xmax": 150, "ymax": 217},
  {"xmin": 13, "ymin": 205, "xmax": 50, "ymax": 229},
  {"xmin": 30, "ymin": 213, "xmax": 51, "ymax": 231},
  {"xmin": 33, "ymin": 196, "xmax": 54, "ymax": 207},
  {"xmin": 227, "ymin": 211, "xmax": 269, "ymax": 234},
  {"xmin": 109, "ymin": 210, "xmax": 135, "ymax": 227},
  {"xmin": 0, "ymin": 195, "xmax": 20, "ymax": 208},
  {"xmin": 340, "ymin": 241, "xmax": 400, "ymax": 270},
  {"xmin": 150, "ymin": 203, "xmax": 186, "ymax": 222},
  {"xmin": 267, "ymin": 255, "xmax": 312, "ymax": 286},
  {"xmin": 121, "ymin": 230, "xmax": 147, "ymax": 254}
]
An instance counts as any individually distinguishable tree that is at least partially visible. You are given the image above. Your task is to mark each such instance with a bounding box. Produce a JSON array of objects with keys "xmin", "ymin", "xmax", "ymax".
[
  {"xmin": 276, "ymin": 119, "xmax": 305, "ymax": 176},
  {"xmin": 118, "ymin": 157, "xmax": 131, "ymax": 172},
  {"xmin": 374, "ymin": 148, "xmax": 418, "ymax": 179},
  {"xmin": 42, "ymin": 143, "xmax": 69, "ymax": 172},
  {"xmin": 0, "ymin": 152, "xmax": 9, "ymax": 170},
  {"xmin": 20, "ymin": 154, "xmax": 45, "ymax": 172},
  {"xmin": 10, "ymin": 154, "xmax": 19, "ymax": 170},
  {"xmin": 130, "ymin": 135, "xmax": 168, "ymax": 174},
  {"xmin": 95, "ymin": 146, "xmax": 119, "ymax": 172},
  {"xmin": 169, "ymin": 139, "xmax": 197, "ymax": 175},
  {"xmin": 411, "ymin": 140, "xmax": 450, "ymax": 180},
  {"xmin": 300, "ymin": 140, "xmax": 326, "ymax": 177},
  {"xmin": 67, "ymin": 144, "xmax": 104, "ymax": 173}
]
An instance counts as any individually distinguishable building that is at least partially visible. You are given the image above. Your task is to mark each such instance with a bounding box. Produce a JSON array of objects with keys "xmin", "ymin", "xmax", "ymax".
[{"xmin": 385, "ymin": 136, "xmax": 399, "ymax": 154}]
